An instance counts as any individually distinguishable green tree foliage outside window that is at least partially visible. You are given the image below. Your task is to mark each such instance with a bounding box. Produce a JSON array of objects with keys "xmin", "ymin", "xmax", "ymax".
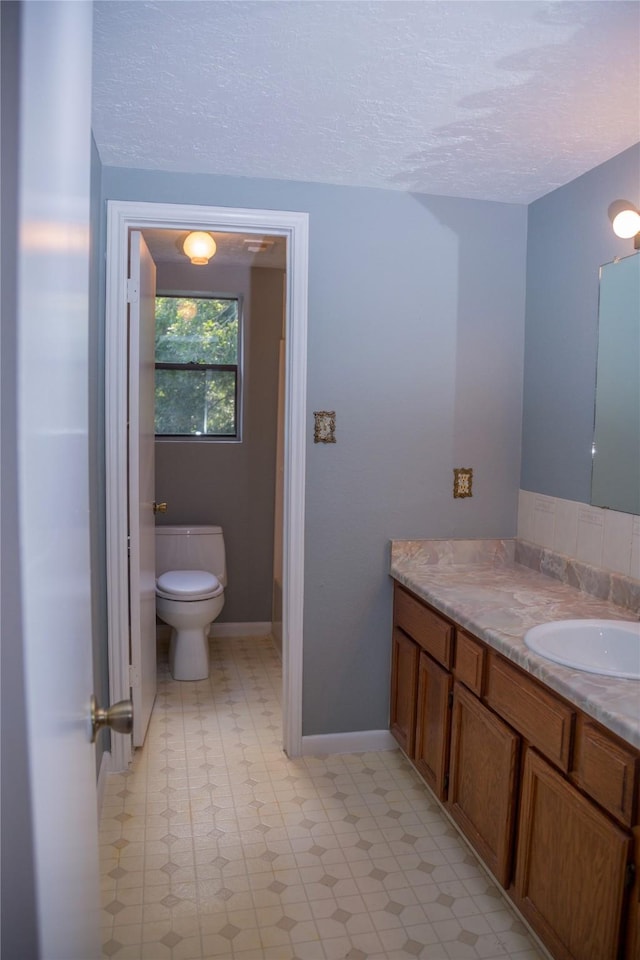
[{"xmin": 155, "ymin": 296, "xmax": 240, "ymax": 437}]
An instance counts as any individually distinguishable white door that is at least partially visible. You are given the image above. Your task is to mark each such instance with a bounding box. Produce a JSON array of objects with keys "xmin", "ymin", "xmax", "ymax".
[
  {"xmin": 128, "ymin": 232, "xmax": 158, "ymax": 745},
  {"xmin": 16, "ymin": 2, "xmax": 100, "ymax": 956}
]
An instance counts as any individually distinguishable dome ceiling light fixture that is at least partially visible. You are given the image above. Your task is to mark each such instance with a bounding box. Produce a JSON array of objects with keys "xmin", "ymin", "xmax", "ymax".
[
  {"xmin": 183, "ymin": 231, "xmax": 217, "ymax": 265},
  {"xmin": 608, "ymin": 200, "xmax": 640, "ymax": 248}
]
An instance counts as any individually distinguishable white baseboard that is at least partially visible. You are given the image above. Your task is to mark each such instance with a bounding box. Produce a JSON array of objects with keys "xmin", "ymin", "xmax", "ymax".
[
  {"xmin": 301, "ymin": 729, "xmax": 397, "ymax": 756},
  {"xmin": 96, "ymin": 749, "xmax": 113, "ymax": 821},
  {"xmin": 210, "ymin": 621, "xmax": 273, "ymax": 638}
]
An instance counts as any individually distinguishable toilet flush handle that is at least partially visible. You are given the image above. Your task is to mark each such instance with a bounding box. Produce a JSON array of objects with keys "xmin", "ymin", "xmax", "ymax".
[{"xmin": 153, "ymin": 501, "xmax": 168, "ymax": 515}]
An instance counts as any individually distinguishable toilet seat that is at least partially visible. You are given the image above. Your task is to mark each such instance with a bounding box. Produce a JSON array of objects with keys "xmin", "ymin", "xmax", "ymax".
[{"xmin": 156, "ymin": 569, "xmax": 223, "ymax": 601}]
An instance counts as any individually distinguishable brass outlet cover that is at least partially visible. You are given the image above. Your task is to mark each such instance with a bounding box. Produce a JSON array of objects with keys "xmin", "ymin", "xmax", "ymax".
[
  {"xmin": 314, "ymin": 411, "xmax": 336, "ymax": 443},
  {"xmin": 453, "ymin": 467, "xmax": 473, "ymax": 498}
]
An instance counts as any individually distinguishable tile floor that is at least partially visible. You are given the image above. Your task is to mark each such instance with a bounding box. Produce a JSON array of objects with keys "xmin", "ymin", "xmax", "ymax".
[{"xmin": 99, "ymin": 636, "xmax": 546, "ymax": 960}]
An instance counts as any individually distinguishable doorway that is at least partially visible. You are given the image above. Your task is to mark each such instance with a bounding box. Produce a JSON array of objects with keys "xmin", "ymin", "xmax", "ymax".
[
  {"xmin": 105, "ymin": 201, "xmax": 309, "ymax": 771},
  {"xmin": 145, "ymin": 229, "xmax": 286, "ymax": 652}
]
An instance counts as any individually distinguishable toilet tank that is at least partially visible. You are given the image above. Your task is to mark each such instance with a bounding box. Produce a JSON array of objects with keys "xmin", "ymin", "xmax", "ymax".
[{"xmin": 155, "ymin": 525, "xmax": 227, "ymax": 586}]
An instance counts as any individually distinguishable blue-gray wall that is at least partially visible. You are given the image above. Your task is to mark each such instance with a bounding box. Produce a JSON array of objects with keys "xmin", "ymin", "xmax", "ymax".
[
  {"xmin": 101, "ymin": 166, "xmax": 527, "ymax": 735},
  {"xmin": 0, "ymin": 2, "xmax": 39, "ymax": 955},
  {"xmin": 521, "ymin": 143, "xmax": 640, "ymax": 503},
  {"xmin": 154, "ymin": 263, "xmax": 283, "ymax": 624}
]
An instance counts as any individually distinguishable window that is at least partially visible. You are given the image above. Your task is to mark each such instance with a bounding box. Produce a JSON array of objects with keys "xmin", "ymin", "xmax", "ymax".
[{"xmin": 154, "ymin": 295, "xmax": 241, "ymax": 438}]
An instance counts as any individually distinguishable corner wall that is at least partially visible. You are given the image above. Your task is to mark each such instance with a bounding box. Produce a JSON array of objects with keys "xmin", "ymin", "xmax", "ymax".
[
  {"xmin": 521, "ymin": 143, "xmax": 640, "ymax": 503},
  {"xmin": 154, "ymin": 261, "xmax": 284, "ymax": 624},
  {"xmin": 101, "ymin": 166, "xmax": 528, "ymax": 736}
]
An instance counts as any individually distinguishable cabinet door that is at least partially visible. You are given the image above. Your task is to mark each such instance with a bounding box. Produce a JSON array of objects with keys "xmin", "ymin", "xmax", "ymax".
[
  {"xmin": 515, "ymin": 748, "xmax": 632, "ymax": 960},
  {"xmin": 448, "ymin": 682, "xmax": 519, "ymax": 887},
  {"xmin": 414, "ymin": 651, "xmax": 452, "ymax": 800},
  {"xmin": 626, "ymin": 826, "xmax": 640, "ymax": 960},
  {"xmin": 390, "ymin": 627, "xmax": 420, "ymax": 757}
]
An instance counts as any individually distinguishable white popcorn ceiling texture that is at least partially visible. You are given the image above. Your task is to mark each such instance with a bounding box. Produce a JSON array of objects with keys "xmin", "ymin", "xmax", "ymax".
[{"xmin": 92, "ymin": 0, "xmax": 640, "ymax": 204}]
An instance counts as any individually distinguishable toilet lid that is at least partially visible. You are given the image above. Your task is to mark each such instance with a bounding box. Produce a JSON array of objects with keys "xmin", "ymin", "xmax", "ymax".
[{"xmin": 156, "ymin": 569, "xmax": 223, "ymax": 600}]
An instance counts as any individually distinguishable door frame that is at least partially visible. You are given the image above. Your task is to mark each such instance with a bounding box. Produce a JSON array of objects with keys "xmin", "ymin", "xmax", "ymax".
[{"xmin": 105, "ymin": 200, "xmax": 308, "ymax": 770}]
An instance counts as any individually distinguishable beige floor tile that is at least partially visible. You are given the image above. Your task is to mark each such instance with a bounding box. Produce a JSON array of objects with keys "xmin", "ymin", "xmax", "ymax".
[{"xmin": 100, "ymin": 637, "xmax": 544, "ymax": 960}]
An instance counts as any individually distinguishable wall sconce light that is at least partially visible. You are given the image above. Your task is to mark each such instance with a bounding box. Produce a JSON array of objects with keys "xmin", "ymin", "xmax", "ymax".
[
  {"xmin": 608, "ymin": 200, "xmax": 640, "ymax": 247},
  {"xmin": 182, "ymin": 231, "xmax": 217, "ymax": 265}
]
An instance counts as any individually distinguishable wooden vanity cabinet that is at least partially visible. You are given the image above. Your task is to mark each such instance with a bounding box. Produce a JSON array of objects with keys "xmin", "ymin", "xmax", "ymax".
[
  {"xmin": 627, "ymin": 828, "xmax": 640, "ymax": 960},
  {"xmin": 449, "ymin": 627, "xmax": 520, "ymax": 887},
  {"xmin": 394, "ymin": 584, "xmax": 453, "ymax": 666},
  {"xmin": 571, "ymin": 715, "xmax": 639, "ymax": 828},
  {"xmin": 389, "ymin": 577, "xmax": 640, "ymax": 960},
  {"xmin": 485, "ymin": 652, "xmax": 574, "ymax": 772},
  {"xmin": 454, "ymin": 629, "xmax": 485, "ymax": 696},
  {"xmin": 390, "ymin": 584, "xmax": 454, "ymax": 797},
  {"xmin": 414, "ymin": 651, "xmax": 452, "ymax": 800},
  {"xmin": 514, "ymin": 748, "xmax": 632, "ymax": 960},
  {"xmin": 448, "ymin": 681, "xmax": 519, "ymax": 888},
  {"xmin": 390, "ymin": 626, "xmax": 420, "ymax": 757}
]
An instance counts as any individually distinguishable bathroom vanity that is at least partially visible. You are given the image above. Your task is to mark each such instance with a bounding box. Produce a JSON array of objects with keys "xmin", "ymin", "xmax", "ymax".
[{"xmin": 389, "ymin": 539, "xmax": 640, "ymax": 960}]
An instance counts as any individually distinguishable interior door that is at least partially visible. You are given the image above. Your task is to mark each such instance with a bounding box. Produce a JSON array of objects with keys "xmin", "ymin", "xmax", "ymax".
[
  {"xmin": 128, "ymin": 231, "xmax": 158, "ymax": 745},
  {"xmin": 14, "ymin": 1, "xmax": 101, "ymax": 955}
]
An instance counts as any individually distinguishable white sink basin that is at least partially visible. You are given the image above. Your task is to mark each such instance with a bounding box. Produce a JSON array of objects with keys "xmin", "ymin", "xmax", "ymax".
[{"xmin": 524, "ymin": 619, "xmax": 640, "ymax": 679}]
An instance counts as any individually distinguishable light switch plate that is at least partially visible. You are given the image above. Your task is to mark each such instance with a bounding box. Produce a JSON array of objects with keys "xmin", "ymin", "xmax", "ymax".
[
  {"xmin": 314, "ymin": 411, "xmax": 336, "ymax": 443},
  {"xmin": 453, "ymin": 467, "xmax": 473, "ymax": 498}
]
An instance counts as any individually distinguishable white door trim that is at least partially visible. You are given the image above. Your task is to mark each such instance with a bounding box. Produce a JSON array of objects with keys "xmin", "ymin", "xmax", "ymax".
[{"xmin": 105, "ymin": 200, "xmax": 308, "ymax": 770}]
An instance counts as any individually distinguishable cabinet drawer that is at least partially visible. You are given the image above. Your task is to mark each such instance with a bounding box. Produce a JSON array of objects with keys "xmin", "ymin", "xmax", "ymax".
[
  {"xmin": 394, "ymin": 585, "xmax": 453, "ymax": 668},
  {"xmin": 454, "ymin": 629, "xmax": 485, "ymax": 696},
  {"xmin": 571, "ymin": 717, "xmax": 638, "ymax": 827},
  {"xmin": 485, "ymin": 654, "xmax": 574, "ymax": 771}
]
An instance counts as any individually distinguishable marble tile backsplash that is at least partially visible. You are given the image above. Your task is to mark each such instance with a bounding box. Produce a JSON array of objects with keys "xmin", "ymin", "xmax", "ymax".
[{"xmin": 518, "ymin": 490, "xmax": 640, "ymax": 614}]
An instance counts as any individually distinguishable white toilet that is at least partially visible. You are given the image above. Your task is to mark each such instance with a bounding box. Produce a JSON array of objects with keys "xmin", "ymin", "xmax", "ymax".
[{"xmin": 155, "ymin": 525, "xmax": 226, "ymax": 681}]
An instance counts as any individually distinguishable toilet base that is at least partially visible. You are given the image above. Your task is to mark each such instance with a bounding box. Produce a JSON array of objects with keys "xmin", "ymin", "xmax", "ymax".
[
  {"xmin": 169, "ymin": 626, "xmax": 210, "ymax": 681},
  {"xmin": 157, "ymin": 590, "xmax": 224, "ymax": 682}
]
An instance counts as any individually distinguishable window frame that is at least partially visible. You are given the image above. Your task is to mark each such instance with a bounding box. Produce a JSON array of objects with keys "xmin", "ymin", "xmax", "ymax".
[{"xmin": 154, "ymin": 291, "xmax": 244, "ymax": 442}]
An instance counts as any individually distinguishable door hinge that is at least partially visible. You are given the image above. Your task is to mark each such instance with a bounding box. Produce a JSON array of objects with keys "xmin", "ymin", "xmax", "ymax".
[
  {"xmin": 625, "ymin": 862, "xmax": 636, "ymax": 889},
  {"xmin": 126, "ymin": 278, "xmax": 139, "ymax": 304},
  {"xmin": 129, "ymin": 664, "xmax": 139, "ymax": 688},
  {"xmin": 448, "ymin": 691, "xmax": 454, "ymax": 709}
]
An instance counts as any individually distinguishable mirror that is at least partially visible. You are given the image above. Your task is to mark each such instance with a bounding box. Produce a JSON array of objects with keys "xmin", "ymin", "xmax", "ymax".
[{"xmin": 591, "ymin": 252, "xmax": 640, "ymax": 515}]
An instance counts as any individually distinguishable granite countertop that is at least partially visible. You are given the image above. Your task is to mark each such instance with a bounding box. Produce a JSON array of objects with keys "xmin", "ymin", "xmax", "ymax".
[{"xmin": 390, "ymin": 539, "xmax": 640, "ymax": 750}]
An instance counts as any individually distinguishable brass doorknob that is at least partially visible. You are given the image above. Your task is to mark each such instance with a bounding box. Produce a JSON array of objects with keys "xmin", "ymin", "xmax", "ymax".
[
  {"xmin": 153, "ymin": 501, "xmax": 168, "ymax": 514},
  {"xmin": 90, "ymin": 695, "xmax": 133, "ymax": 743}
]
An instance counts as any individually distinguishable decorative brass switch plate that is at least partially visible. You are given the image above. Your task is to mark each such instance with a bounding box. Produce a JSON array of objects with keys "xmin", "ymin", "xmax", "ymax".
[
  {"xmin": 314, "ymin": 411, "xmax": 336, "ymax": 443},
  {"xmin": 453, "ymin": 467, "xmax": 473, "ymax": 498}
]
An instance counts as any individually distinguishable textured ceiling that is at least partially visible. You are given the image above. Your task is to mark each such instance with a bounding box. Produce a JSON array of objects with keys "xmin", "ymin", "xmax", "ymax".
[{"xmin": 92, "ymin": 0, "xmax": 640, "ymax": 204}]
